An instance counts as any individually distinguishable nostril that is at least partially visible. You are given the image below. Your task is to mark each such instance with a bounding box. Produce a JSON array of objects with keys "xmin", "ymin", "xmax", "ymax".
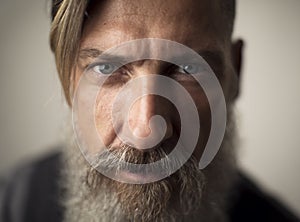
[
  {"xmin": 131, "ymin": 123, "xmax": 152, "ymax": 138},
  {"xmin": 126, "ymin": 115, "xmax": 170, "ymax": 151}
]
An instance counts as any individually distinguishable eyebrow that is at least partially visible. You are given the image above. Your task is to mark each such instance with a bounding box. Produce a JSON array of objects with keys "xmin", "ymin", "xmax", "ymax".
[
  {"xmin": 79, "ymin": 48, "xmax": 103, "ymax": 59},
  {"xmin": 198, "ymin": 50, "xmax": 224, "ymax": 65},
  {"xmin": 79, "ymin": 48, "xmax": 129, "ymax": 63},
  {"xmin": 78, "ymin": 47, "xmax": 224, "ymax": 68},
  {"xmin": 198, "ymin": 50, "xmax": 225, "ymax": 72}
]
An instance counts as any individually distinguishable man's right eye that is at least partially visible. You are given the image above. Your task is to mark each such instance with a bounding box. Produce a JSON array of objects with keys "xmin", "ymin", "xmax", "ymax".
[
  {"xmin": 92, "ymin": 63, "xmax": 118, "ymax": 75},
  {"xmin": 177, "ymin": 63, "xmax": 206, "ymax": 74}
]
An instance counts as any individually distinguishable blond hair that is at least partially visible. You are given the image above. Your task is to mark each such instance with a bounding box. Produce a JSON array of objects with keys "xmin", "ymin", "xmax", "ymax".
[{"xmin": 50, "ymin": 0, "xmax": 88, "ymax": 105}]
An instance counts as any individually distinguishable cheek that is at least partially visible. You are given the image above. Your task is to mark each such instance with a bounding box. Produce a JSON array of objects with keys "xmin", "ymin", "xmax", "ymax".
[
  {"xmin": 184, "ymin": 85, "xmax": 212, "ymax": 161},
  {"xmin": 220, "ymin": 65, "xmax": 239, "ymax": 103},
  {"xmin": 95, "ymin": 87, "xmax": 119, "ymax": 147},
  {"xmin": 184, "ymin": 84, "xmax": 211, "ymax": 125}
]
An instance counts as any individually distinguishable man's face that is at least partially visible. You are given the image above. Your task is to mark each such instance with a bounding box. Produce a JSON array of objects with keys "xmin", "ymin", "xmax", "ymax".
[
  {"xmin": 69, "ymin": 0, "xmax": 239, "ymax": 221},
  {"xmin": 75, "ymin": 0, "xmax": 237, "ymax": 162}
]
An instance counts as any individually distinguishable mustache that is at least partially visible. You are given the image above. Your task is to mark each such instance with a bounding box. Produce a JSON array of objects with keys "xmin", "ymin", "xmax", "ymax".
[{"xmin": 89, "ymin": 142, "xmax": 192, "ymax": 177}]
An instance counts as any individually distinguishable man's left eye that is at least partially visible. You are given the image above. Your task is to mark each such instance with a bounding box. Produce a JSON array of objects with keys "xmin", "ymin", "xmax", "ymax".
[
  {"xmin": 92, "ymin": 63, "xmax": 118, "ymax": 75},
  {"xmin": 178, "ymin": 63, "xmax": 205, "ymax": 74}
]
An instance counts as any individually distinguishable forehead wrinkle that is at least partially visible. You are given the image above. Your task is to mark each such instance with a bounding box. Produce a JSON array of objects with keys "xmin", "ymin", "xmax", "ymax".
[
  {"xmin": 80, "ymin": 28, "xmax": 224, "ymax": 59},
  {"xmin": 85, "ymin": 0, "xmax": 221, "ymax": 32},
  {"xmin": 81, "ymin": 0, "xmax": 227, "ymax": 54}
]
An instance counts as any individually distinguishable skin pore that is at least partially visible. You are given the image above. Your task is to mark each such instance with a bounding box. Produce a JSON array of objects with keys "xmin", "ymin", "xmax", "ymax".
[{"xmin": 64, "ymin": 0, "xmax": 243, "ymax": 221}]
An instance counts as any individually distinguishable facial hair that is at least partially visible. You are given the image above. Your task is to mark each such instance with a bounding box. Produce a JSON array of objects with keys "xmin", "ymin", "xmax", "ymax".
[{"xmin": 61, "ymin": 112, "xmax": 237, "ymax": 222}]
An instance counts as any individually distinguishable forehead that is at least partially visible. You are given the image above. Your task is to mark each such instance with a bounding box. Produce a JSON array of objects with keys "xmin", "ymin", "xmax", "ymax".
[{"xmin": 81, "ymin": 0, "xmax": 225, "ymax": 50}]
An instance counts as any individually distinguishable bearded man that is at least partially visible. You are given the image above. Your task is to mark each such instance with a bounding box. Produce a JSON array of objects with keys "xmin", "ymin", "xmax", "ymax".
[{"xmin": 0, "ymin": 0, "xmax": 299, "ymax": 222}]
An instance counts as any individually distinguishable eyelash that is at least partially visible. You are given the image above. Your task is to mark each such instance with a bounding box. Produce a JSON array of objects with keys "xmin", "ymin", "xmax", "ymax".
[{"xmin": 86, "ymin": 62, "xmax": 206, "ymax": 76}]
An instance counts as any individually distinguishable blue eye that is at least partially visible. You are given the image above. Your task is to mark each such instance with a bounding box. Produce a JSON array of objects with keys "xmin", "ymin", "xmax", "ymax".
[
  {"xmin": 178, "ymin": 63, "xmax": 205, "ymax": 74},
  {"xmin": 92, "ymin": 63, "xmax": 118, "ymax": 75}
]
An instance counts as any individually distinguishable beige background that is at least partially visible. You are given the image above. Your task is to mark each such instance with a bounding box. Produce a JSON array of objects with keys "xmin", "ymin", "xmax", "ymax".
[{"xmin": 0, "ymin": 0, "xmax": 299, "ymax": 217}]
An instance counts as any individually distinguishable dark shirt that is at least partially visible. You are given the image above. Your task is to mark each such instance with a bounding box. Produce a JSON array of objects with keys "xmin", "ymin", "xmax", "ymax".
[{"xmin": 0, "ymin": 152, "xmax": 299, "ymax": 222}]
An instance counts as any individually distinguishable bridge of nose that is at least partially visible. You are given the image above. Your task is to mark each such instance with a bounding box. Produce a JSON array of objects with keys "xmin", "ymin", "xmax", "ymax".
[{"xmin": 123, "ymin": 62, "xmax": 175, "ymax": 150}]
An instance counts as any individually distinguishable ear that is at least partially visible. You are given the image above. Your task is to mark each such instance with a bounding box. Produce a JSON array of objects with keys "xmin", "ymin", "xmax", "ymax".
[{"xmin": 231, "ymin": 39, "xmax": 244, "ymax": 99}]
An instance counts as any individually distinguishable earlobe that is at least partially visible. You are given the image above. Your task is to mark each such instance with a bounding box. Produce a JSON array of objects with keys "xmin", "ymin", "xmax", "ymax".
[{"xmin": 231, "ymin": 39, "xmax": 244, "ymax": 99}]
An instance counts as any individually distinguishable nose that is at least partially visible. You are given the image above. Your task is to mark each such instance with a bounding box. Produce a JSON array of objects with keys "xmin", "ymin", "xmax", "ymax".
[
  {"xmin": 123, "ymin": 60, "xmax": 175, "ymax": 149},
  {"xmin": 128, "ymin": 93, "xmax": 174, "ymax": 151}
]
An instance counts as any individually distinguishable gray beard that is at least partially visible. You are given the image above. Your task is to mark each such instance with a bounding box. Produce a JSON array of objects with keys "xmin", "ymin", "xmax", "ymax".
[{"xmin": 61, "ymin": 113, "xmax": 237, "ymax": 222}]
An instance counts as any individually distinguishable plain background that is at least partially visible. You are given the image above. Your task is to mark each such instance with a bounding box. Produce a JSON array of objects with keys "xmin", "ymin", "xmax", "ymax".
[{"xmin": 0, "ymin": 0, "xmax": 299, "ymax": 217}]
